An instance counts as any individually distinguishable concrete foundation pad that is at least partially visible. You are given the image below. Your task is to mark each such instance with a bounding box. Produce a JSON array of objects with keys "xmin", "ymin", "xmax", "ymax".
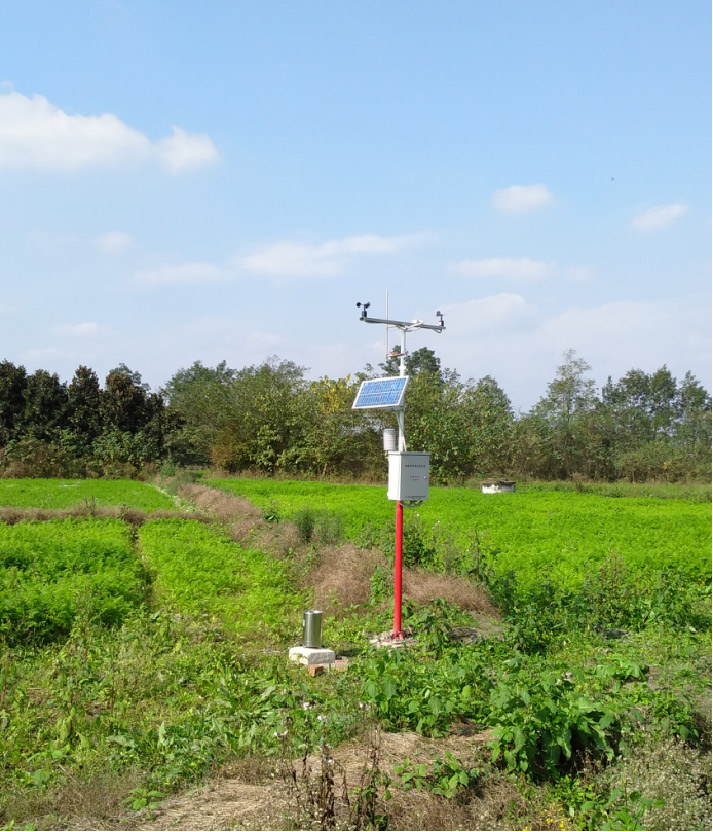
[
  {"xmin": 369, "ymin": 630, "xmax": 416, "ymax": 649},
  {"xmin": 288, "ymin": 646, "xmax": 336, "ymax": 666}
]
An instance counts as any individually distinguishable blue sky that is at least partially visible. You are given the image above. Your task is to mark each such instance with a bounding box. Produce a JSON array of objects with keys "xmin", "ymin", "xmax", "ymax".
[{"xmin": 1, "ymin": 0, "xmax": 710, "ymax": 410}]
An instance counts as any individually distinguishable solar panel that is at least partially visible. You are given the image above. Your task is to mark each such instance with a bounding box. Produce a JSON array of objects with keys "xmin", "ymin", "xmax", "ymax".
[{"xmin": 352, "ymin": 376, "xmax": 409, "ymax": 410}]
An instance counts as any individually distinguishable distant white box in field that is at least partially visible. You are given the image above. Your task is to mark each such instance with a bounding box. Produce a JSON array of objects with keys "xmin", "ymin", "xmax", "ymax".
[
  {"xmin": 387, "ymin": 451, "xmax": 429, "ymax": 501},
  {"xmin": 481, "ymin": 479, "xmax": 516, "ymax": 494}
]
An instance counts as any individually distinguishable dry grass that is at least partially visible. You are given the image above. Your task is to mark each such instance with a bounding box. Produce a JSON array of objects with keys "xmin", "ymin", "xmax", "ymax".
[
  {"xmin": 403, "ymin": 569, "xmax": 500, "ymax": 618},
  {"xmin": 0, "ymin": 505, "xmax": 211, "ymax": 526},
  {"xmin": 1, "ymin": 766, "xmax": 144, "ymax": 831},
  {"xmin": 305, "ymin": 544, "xmax": 502, "ymax": 628},
  {"xmin": 133, "ymin": 729, "xmax": 540, "ymax": 831},
  {"xmin": 308, "ymin": 543, "xmax": 387, "ymax": 613},
  {"xmin": 178, "ymin": 482, "xmax": 263, "ymax": 524}
]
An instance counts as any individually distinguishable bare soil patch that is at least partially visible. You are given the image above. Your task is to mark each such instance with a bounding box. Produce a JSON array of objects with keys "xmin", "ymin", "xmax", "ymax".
[{"xmin": 131, "ymin": 728, "xmax": 528, "ymax": 832}]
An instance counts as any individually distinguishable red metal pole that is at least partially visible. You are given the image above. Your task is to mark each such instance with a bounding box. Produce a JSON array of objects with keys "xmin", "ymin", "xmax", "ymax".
[{"xmin": 393, "ymin": 500, "xmax": 404, "ymax": 639}]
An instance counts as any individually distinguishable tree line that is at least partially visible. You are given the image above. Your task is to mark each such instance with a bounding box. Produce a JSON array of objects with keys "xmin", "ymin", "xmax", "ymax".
[{"xmin": 0, "ymin": 350, "xmax": 710, "ymax": 482}]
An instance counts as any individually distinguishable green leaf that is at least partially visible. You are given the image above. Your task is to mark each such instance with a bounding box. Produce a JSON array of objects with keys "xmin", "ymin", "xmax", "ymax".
[
  {"xmin": 428, "ymin": 696, "xmax": 442, "ymax": 716},
  {"xmin": 382, "ymin": 677, "xmax": 397, "ymax": 700}
]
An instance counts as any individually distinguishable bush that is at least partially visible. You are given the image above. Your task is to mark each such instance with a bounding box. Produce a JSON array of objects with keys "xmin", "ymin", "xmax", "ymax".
[
  {"xmin": 0, "ymin": 435, "xmax": 85, "ymax": 478},
  {"xmin": 488, "ymin": 659, "xmax": 619, "ymax": 776}
]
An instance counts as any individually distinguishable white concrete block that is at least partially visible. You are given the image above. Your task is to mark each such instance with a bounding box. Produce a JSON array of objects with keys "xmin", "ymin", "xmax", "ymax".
[{"xmin": 288, "ymin": 646, "xmax": 336, "ymax": 665}]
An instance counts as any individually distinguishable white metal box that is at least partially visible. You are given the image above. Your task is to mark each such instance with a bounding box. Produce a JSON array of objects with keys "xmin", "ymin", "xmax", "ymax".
[{"xmin": 387, "ymin": 451, "xmax": 429, "ymax": 501}]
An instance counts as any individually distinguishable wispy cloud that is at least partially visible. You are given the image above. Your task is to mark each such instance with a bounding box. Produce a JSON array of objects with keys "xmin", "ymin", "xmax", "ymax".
[
  {"xmin": 51, "ymin": 322, "xmax": 107, "ymax": 337},
  {"xmin": 94, "ymin": 231, "xmax": 135, "ymax": 254},
  {"xmin": 133, "ymin": 262, "xmax": 224, "ymax": 286},
  {"xmin": 241, "ymin": 233, "xmax": 430, "ymax": 277},
  {"xmin": 453, "ymin": 257, "xmax": 552, "ymax": 280},
  {"xmin": 441, "ymin": 293, "xmax": 528, "ymax": 333},
  {"xmin": 0, "ymin": 92, "xmax": 219, "ymax": 172},
  {"xmin": 492, "ymin": 184, "xmax": 555, "ymax": 215},
  {"xmin": 631, "ymin": 203, "xmax": 688, "ymax": 232}
]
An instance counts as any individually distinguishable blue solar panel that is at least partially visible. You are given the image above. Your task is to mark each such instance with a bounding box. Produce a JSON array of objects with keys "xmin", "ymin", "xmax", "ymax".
[{"xmin": 352, "ymin": 376, "xmax": 409, "ymax": 410}]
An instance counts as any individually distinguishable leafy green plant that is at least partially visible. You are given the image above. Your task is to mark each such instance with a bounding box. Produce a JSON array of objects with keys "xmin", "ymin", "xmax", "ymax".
[
  {"xmin": 124, "ymin": 786, "xmax": 164, "ymax": 812},
  {"xmin": 293, "ymin": 506, "xmax": 316, "ymax": 543},
  {"xmin": 369, "ymin": 564, "xmax": 392, "ymax": 605},
  {"xmin": 394, "ymin": 752, "xmax": 480, "ymax": 799},
  {"xmin": 488, "ymin": 660, "xmax": 618, "ymax": 776},
  {"xmin": 401, "ymin": 517, "xmax": 438, "ymax": 569},
  {"xmin": 206, "ymin": 478, "xmax": 712, "ymax": 592},
  {"xmin": 403, "ymin": 598, "xmax": 473, "ymax": 651},
  {"xmin": 359, "ymin": 644, "xmax": 491, "ymax": 736},
  {"xmin": 262, "ymin": 500, "xmax": 281, "ymax": 523},
  {"xmin": 0, "ymin": 478, "xmax": 174, "ymax": 511}
]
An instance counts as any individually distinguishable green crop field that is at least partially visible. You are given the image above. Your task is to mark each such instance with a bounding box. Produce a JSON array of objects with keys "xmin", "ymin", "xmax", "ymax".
[
  {"xmin": 0, "ymin": 475, "xmax": 710, "ymax": 831},
  {"xmin": 0, "ymin": 517, "xmax": 147, "ymax": 644},
  {"xmin": 138, "ymin": 518, "xmax": 303, "ymax": 640},
  {"xmin": 0, "ymin": 478, "xmax": 176, "ymax": 511},
  {"xmin": 205, "ymin": 478, "xmax": 712, "ymax": 589}
]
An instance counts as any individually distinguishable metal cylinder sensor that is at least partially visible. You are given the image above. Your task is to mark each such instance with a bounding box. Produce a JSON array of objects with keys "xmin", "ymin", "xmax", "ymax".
[{"xmin": 302, "ymin": 609, "xmax": 323, "ymax": 648}]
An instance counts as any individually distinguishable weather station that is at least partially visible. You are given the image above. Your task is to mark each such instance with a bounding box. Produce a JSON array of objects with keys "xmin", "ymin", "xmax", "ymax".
[{"xmin": 352, "ymin": 300, "xmax": 445, "ymax": 642}]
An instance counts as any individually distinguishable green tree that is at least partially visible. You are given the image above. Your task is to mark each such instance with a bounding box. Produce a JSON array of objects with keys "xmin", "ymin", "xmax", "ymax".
[
  {"xmin": 18, "ymin": 369, "xmax": 68, "ymax": 441},
  {"xmin": 0, "ymin": 360, "xmax": 27, "ymax": 446},
  {"xmin": 649, "ymin": 366, "xmax": 677, "ymax": 439},
  {"xmin": 673, "ymin": 371, "xmax": 711, "ymax": 477},
  {"xmin": 401, "ymin": 366, "xmax": 473, "ymax": 482},
  {"xmin": 286, "ymin": 375, "xmax": 382, "ymax": 477},
  {"xmin": 67, "ymin": 366, "xmax": 103, "ymax": 452},
  {"xmin": 462, "ymin": 375, "xmax": 514, "ymax": 474},
  {"xmin": 211, "ymin": 357, "xmax": 306, "ymax": 473},
  {"xmin": 101, "ymin": 365, "xmax": 152, "ymax": 433},
  {"xmin": 162, "ymin": 361, "xmax": 237, "ymax": 464},
  {"xmin": 510, "ymin": 413, "xmax": 558, "ymax": 479},
  {"xmin": 532, "ymin": 350, "xmax": 597, "ymax": 477},
  {"xmin": 380, "ymin": 346, "xmax": 443, "ymax": 380},
  {"xmin": 95, "ymin": 366, "xmax": 165, "ymax": 467},
  {"xmin": 603, "ymin": 368, "xmax": 653, "ymax": 451}
]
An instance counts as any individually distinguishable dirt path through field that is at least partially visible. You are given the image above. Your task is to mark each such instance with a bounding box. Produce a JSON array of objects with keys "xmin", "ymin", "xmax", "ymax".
[{"xmin": 132, "ymin": 729, "xmax": 498, "ymax": 831}]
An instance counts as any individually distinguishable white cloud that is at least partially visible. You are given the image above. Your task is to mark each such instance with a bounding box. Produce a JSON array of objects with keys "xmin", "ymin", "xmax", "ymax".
[
  {"xmin": 241, "ymin": 233, "xmax": 429, "ymax": 277},
  {"xmin": 492, "ymin": 184, "xmax": 555, "ymax": 215},
  {"xmin": 155, "ymin": 126, "xmax": 220, "ymax": 173},
  {"xmin": 0, "ymin": 91, "xmax": 219, "ymax": 172},
  {"xmin": 133, "ymin": 261, "xmax": 224, "ymax": 286},
  {"xmin": 631, "ymin": 203, "xmax": 688, "ymax": 232},
  {"xmin": 453, "ymin": 257, "xmax": 552, "ymax": 280},
  {"xmin": 94, "ymin": 231, "xmax": 134, "ymax": 254},
  {"xmin": 185, "ymin": 317, "xmax": 282, "ymax": 350},
  {"xmin": 429, "ymin": 294, "xmax": 710, "ymax": 411},
  {"xmin": 441, "ymin": 293, "xmax": 528, "ymax": 333},
  {"xmin": 538, "ymin": 297, "xmax": 709, "ymax": 359},
  {"xmin": 52, "ymin": 322, "xmax": 106, "ymax": 337},
  {"xmin": 23, "ymin": 346, "xmax": 60, "ymax": 362}
]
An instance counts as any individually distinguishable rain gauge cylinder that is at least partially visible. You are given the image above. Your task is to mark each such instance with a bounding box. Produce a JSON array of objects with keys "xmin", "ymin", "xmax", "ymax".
[{"xmin": 302, "ymin": 609, "xmax": 323, "ymax": 648}]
